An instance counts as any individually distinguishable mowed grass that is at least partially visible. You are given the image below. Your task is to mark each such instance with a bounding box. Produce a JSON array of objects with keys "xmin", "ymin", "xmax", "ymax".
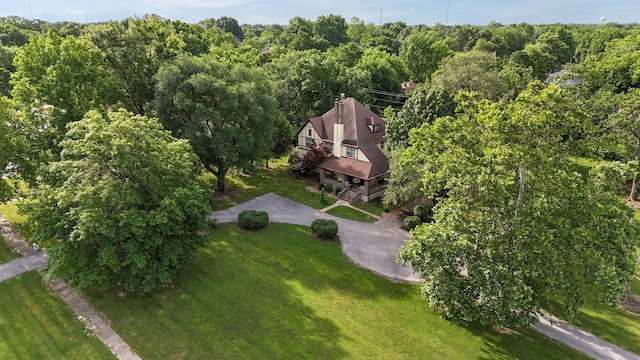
[
  {"xmin": 0, "ymin": 234, "xmax": 20, "ymax": 263},
  {"xmin": 208, "ymin": 158, "xmax": 336, "ymax": 211},
  {"xmin": 90, "ymin": 223, "xmax": 587, "ymax": 360},
  {"xmin": 352, "ymin": 200, "xmax": 386, "ymax": 216},
  {"xmin": 326, "ymin": 206, "xmax": 377, "ymax": 223},
  {"xmin": 0, "ymin": 272, "xmax": 115, "ymax": 359}
]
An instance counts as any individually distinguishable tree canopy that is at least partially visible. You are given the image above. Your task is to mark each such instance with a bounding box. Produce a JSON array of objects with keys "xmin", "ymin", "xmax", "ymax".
[
  {"xmin": 22, "ymin": 109, "xmax": 211, "ymax": 292},
  {"xmin": 398, "ymin": 84, "xmax": 638, "ymax": 327},
  {"xmin": 155, "ymin": 54, "xmax": 280, "ymax": 192}
]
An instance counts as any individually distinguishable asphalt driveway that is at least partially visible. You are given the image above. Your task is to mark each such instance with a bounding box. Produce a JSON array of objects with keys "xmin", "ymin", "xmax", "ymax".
[{"xmin": 210, "ymin": 192, "xmax": 422, "ymax": 283}]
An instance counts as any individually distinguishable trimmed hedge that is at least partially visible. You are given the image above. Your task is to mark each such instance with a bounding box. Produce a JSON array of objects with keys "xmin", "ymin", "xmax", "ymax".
[
  {"xmin": 403, "ymin": 215, "xmax": 422, "ymax": 230},
  {"xmin": 311, "ymin": 219, "xmax": 339, "ymax": 240},
  {"xmin": 238, "ymin": 210, "xmax": 269, "ymax": 230}
]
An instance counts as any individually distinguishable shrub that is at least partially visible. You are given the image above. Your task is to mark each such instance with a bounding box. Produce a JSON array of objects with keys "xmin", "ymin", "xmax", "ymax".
[
  {"xmin": 318, "ymin": 183, "xmax": 325, "ymax": 191},
  {"xmin": 403, "ymin": 215, "xmax": 422, "ymax": 230},
  {"xmin": 311, "ymin": 219, "xmax": 339, "ymax": 240},
  {"xmin": 324, "ymin": 184, "xmax": 333, "ymax": 193},
  {"xmin": 238, "ymin": 210, "xmax": 269, "ymax": 230},
  {"xmin": 413, "ymin": 204, "xmax": 434, "ymax": 222},
  {"xmin": 205, "ymin": 217, "xmax": 218, "ymax": 230},
  {"xmin": 335, "ymin": 187, "xmax": 342, "ymax": 195},
  {"xmin": 288, "ymin": 153, "xmax": 305, "ymax": 174}
]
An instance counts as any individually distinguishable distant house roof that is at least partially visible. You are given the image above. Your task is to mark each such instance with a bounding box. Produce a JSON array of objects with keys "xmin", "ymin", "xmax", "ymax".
[
  {"xmin": 304, "ymin": 97, "xmax": 388, "ymax": 180},
  {"xmin": 544, "ymin": 70, "xmax": 582, "ymax": 87}
]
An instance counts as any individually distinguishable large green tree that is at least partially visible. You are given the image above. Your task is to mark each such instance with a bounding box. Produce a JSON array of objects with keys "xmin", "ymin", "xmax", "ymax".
[
  {"xmin": 399, "ymin": 31, "xmax": 451, "ymax": 83},
  {"xmin": 398, "ymin": 84, "xmax": 638, "ymax": 327},
  {"xmin": 607, "ymin": 88, "xmax": 640, "ymax": 201},
  {"xmin": 430, "ymin": 51, "xmax": 507, "ymax": 101},
  {"xmin": 22, "ymin": 109, "xmax": 211, "ymax": 292},
  {"xmin": 155, "ymin": 54, "xmax": 280, "ymax": 192},
  {"xmin": 11, "ymin": 31, "xmax": 122, "ymax": 156}
]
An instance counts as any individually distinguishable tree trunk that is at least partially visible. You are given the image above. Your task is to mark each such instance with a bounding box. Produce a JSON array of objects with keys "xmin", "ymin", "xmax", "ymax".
[
  {"xmin": 217, "ymin": 173, "xmax": 226, "ymax": 193},
  {"xmin": 202, "ymin": 161, "xmax": 227, "ymax": 193},
  {"xmin": 630, "ymin": 139, "xmax": 640, "ymax": 201}
]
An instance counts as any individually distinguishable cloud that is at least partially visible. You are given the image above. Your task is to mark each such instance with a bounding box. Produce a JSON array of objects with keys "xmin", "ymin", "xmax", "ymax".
[{"xmin": 142, "ymin": 0, "xmax": 252, "ymax": 9}]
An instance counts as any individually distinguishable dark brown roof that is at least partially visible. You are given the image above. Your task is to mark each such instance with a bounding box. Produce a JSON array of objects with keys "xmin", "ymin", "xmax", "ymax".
[{"xmin": 304, "ymin": 97, "xmax": 388, "ymax": 179}]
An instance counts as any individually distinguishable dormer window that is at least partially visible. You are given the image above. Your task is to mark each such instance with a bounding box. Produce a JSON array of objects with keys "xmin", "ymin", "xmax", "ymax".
[
  {"xmin": 367, "ymin": 117, "xmax": 380, "ymax": 132},
  {"xmin": 346, "ymin": 146, "xmax": 357, "ymax": 159}
]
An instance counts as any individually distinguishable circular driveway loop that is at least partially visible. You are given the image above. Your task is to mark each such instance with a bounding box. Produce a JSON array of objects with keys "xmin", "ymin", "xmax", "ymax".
[{"xmin": 210, "ymin": 192, "xmax": 422, "ymax": 283}]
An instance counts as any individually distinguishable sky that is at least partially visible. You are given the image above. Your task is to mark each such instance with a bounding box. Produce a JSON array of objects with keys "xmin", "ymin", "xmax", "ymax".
[{"xmin": 2, "ymin": 0, "xmax": 639, "ymax": 26}]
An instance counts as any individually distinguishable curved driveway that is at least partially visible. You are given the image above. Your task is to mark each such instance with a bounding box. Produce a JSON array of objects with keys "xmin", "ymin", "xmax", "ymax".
[
  {"xmin": 210, "ymin": 192, "xmax": 640, "ymax": 360},
  {"xmin": 210, "ymin": 192, "xmax": 422, "ymax": 283}
]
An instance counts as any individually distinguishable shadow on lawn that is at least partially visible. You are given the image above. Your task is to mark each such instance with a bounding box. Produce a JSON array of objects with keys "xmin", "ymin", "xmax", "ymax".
[
  {"xmin": 91, "ymin": 241, "xmax": 348, "ymax": 358},
  {"xmin": 467, "ymin": 324, "xmax": 588, "ymax": 360}
]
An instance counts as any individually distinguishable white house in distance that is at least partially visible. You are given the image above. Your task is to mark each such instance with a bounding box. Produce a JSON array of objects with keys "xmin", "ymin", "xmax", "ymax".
[{"xmin": 296, "ymin": 94, "xmax": 390, "ymax": 202}]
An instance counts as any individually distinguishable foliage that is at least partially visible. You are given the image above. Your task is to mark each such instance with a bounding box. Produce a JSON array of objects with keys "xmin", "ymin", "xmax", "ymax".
[
  {"xmin": 21, "ymin": 109, "xmax": 211, "ymax": 293},
  {"xmin": 511, "ymin": 27, "xmax": 574, "ymax": 79},
  {"xmin": 385, "ymin": 85, "xmax": 456, "ymax": 152},
  {"xmin": 312, "ymin": 14, "xmax": 348, "ymax": 48},
  {"xmin": 0, "ymin": 96, "xmax": 17, "ymax": 202},
  {"xmin": 211, "ymin": 16, "xmax": 244, "ymax": 39},
  {"xmin": 266, "ymin": 49, "xmax": 368, "ymax": 129},
  {"xmin": 311, "ymin": 218, "xmax": 339, "ymax": 240},
  {"xmin": 579, "ymin": 34, "xmax": 640, "ymax": 92},
  {"xmin": 398, "ymin": 83, "xmax": 638, "ymax": 327},
  {"xmin": 605, "ymin": 88, "xmax": 640, "ymax": 200},
  {"xmin": 155, "ymin": 54, "xmax": 279, "ymax": 192},
  {"xmin": 430, "ymin": 50, "xmax": 507, "ymax": 101},
  {"xmin": 11, "ymin": 30, "xmax": 122, "ymax": 158},
  {"xmin": 238, "ymin": 210, "xmax": 269, "ymax": 230},
  {"xmin": 300, "ymin": 142, "xmax": 331, "ymax": 173},
  {"xmin": 90, "ymin": 223, "xmax": 588, "ymax": 359},
  {"xmin": 382, "ymin": 151, "xmax": 424, "ymax": 208},
  {"xmin": 287, "ymin": 153, "xmax": 305, "ymax": 173},
  {"xmin": 402, "ymin": 215, "xmax": 422, "ymax": 231},
  {"xmin": 413, "ymin": 204, "xmax": 433, "ymax": 222},
  {"xmin": 400, "ymin": 31, "xmax": 452, "ymax": 82}
]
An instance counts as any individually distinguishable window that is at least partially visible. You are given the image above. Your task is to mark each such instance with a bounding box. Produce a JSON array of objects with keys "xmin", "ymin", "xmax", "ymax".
[
  {"xmin": 306, "ymin": 137, "xmax": 314, "ymax": 148},
  {"xmin": 325, "ymin": 141, "xmax": 333, "ymax": 152},
  {"xmin": 367, "ymin": 123, "xmax": 381, "ymax": 132},
  {"xmin": 346, "ymin": 146, "xmax": 357, "ymax": 159},
  {"xmin": 308, "ymin": 128, "xmax": 312, "ymax": 137},
  {"xmin": 379, "ymin": 142, "xmax": 385, "ymax": 150}
]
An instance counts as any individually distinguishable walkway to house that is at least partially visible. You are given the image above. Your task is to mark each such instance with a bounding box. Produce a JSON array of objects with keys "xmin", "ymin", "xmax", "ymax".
[
  {"xmin": 0, "ymin": 216, "xmax": 141, "ymax": 360},
  {"xmin": 211, "ymin": 193, "xmax": 640, "ymax": 360}
]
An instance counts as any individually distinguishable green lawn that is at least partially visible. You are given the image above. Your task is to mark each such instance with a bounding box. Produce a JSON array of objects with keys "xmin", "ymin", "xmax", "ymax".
[
  {"xmin": 90, "ymin": 223, "xmax": 586, "ymax": 360},
  {"xmin": 0, "ymin": 201, "xmax": 33, "ymax": 242},
  {"xmin": 0, "ymin": 234, "xmax": 20, "ymax": 263},
  {"xmin": 0, "ymin": 272, "xmax": 115, "ymax": 359},
  {"xmin": 352, "ymin": 200, "xmax": 386, "ymax": 216},
  {"xmin": 325, "ymin": 206, "xmax": 377, "ymax": 223},
  {"xmin": 207, "ymin": 158, "xmax": 336, "ymax": 211},
  {"xmin": 631, "ymin": 278, "xmax": 640, "ymax": 295}
]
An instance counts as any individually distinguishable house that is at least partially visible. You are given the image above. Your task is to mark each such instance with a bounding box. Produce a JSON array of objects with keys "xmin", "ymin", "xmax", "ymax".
[{"xmin": 296, "ymin": 94, "xmax": 390, "ymax": 202}]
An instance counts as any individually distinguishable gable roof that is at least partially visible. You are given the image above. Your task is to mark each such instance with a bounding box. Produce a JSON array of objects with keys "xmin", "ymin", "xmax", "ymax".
[{"xmin": 304, "ymin": 97, "xmax": 389, "ymax": 180}]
